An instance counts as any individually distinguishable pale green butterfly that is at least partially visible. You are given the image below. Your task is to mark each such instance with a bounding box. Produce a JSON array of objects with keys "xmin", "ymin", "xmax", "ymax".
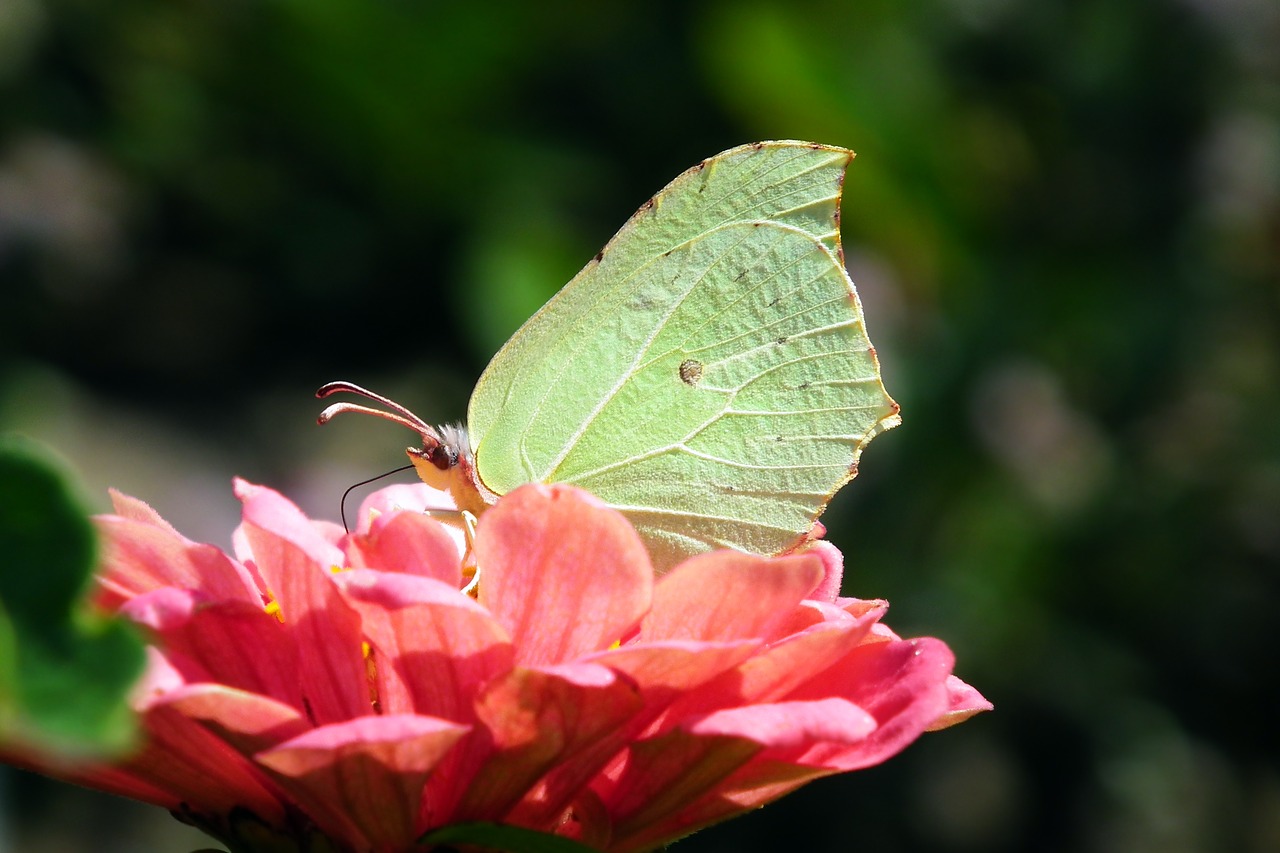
[{"xmin": 318, "ymin": 141, "xmax": 899, "ymax": 573}]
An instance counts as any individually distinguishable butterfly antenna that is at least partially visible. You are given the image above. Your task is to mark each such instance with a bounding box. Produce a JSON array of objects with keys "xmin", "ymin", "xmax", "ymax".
[
  {"xmin": 316, "ymin": 380, "xmax": 444, "ymax": 449},
  {"xmin": 338, "ymin": 464, "xmax": 415, "ymax": 533}
]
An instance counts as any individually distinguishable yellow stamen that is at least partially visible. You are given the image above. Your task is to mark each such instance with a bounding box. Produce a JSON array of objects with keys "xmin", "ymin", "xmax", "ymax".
[
  {"xmin": 363, "ymin": 641, "xmax": 380, "ymax": 711},
  {"xmin": 264, "ymin": 599, "xmax": 283, "ymax": 623}
]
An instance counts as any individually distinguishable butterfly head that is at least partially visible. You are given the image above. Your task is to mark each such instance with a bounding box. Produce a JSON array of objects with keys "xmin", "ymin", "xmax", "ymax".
[{"xmin": 316, "ymin": 380, "xmax": 494, "ymax": 515}]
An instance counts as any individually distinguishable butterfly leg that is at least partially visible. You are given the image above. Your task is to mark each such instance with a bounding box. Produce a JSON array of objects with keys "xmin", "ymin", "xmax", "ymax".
[
  {"xmin": 418, "ymin": 506, "xmax": 481, "ymax": 596},
  {"xmin": 458, "ymin": 510, "xmax": 480, "ymax": 597}
]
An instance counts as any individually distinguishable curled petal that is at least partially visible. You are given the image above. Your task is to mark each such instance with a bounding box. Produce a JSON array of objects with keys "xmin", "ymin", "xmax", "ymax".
[
  {"xmin": 159, "ymin": 685, "xmax": 309, "ymax": 755},
  {"xmin": 926, "ymin": 675, "xmax": 994, "ymax": 731},
  {"xmin": 686, "ymin": 697, "xmax": 877, "ymax": 750},
  {"xmin": 345, "ymin": 509, "xmax": 463, "ymax": 586},
  {"xmin": 790, "ymin": 637, "xmax": 956, "ymax": 772},
  {"xmin": 108, "ymin": 489, "xmax": 183, "ymax": 534},
  {"xmin": 257, "ymin": 714, "xmax": 469, "ymax": 848},
  {"xmin": 804, "ymin": 539, "xmax": 845, "ymax": 603},
  {"xmin": 126, "ymin": 702, "xmax": 290, "ymax": 826},
  {"xmin": 454, "ymin": 663, "xmax": 643, "ymax": 825},
  {"xmin": 355, "ymin": 483, "xmax": 457, "ymax": 530}
]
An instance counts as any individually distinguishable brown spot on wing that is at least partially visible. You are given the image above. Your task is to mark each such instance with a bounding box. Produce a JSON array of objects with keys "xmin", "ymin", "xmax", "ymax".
[{"xmin": 679, "ymin": 359, "xmax": 704, "ymax": 386}]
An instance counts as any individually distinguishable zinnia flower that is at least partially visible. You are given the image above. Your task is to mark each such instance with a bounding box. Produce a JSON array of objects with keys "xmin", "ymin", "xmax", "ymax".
[{"xmin": 10, "ymin": 479, "xmax": 989, "ymax": 852}]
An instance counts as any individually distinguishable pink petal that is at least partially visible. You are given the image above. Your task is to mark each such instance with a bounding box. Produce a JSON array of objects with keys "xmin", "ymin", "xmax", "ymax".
[
  {"xmin": 131, "ymin": 646, "xmax": 187, "ymax": 700},
  {"xmin": 592, "ymin": 728, "xmax": 755, "ymax": 846},
  {"xmin": 345, "ymin": 509, "xmax": 463, "ymax": 586},
  {"xmin": 451, "ymin": 663, "xmax": 643, "ymax": 826},
  {"xmin": 234, "ymin": 522, "xmax": 371, "ymax": 724},
  {"xmin": 618, "ymin": 758, "xmax": 825, "ymax": 852},
  {"xmin": 504, "ymin": 641, "xmax": 762, "ymax": 831},
  {"xmin": 155, "ymin": 684, "xmax": 310, "ymax": 755},
  {"xmin": 356, "ymin": 483, "xmax": 457, "ymax": 531},
  {"xmin": 926, "ymin": 674, "xmax": 994, "ymax": 731},
  {"xmin": 603, "ymin": 697, "xmax": 873, "ymax": 840},
  {"xmin": 123, "ymin": 702, "xmax": 290, "ymax": 826},
  {"xmin": 94, "ymin": 516, "xmax": 260, "ymax": 608},
  {"xmin": 477, "ymin": 484, "xmax": 653, "ymax": 667},
  {"xmin": 654, "ymin": 601, "xmax": 888, "ymax": 727},
  {"xmin": 804, "ymin": 540, "xmax": 845, "ymax": 603},
  {"xmin": 122, "ymin": 589, "xmax": 310, "ymax": 712},
  {"xmin": 789, "ymin": 636, "xmax": 956, "ymax": 771},
  {"xmin": 641, "ymin": 552, "xmax": 823, "ymax": 644},
  {"xmin": 234, "ymin": 479, "xmax": 345, "ymax": 569},
  {"xmin": 257, "ymin": 714, "xmax": 469, "ymax": 849},
  {"xmin": 685, "ymin": 698, "xmax": 876, "ymax": 747},
  {"xmin": 734, "ymin": 602, "xmax": 886, "ymax": 699},
  {"xmin": 337, "ymin": 571, "xmax": 513, "ymax": 720},
  {"xmin": 108, "ymin": 489, "xmax": 183, "ymax": 535},
  {"xmin": 585, "ymin": 639, "xmax": 762, "ymax": 697},
  {"xmin": 0, "ymin": 740, "xmax": 184, "ymax": 814}
]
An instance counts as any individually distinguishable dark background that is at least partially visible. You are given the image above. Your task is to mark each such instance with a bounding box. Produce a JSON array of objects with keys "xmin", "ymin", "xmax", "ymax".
[{"xmin": 2, "ymin": 1, "xmax": 1278, "ymax": 851}]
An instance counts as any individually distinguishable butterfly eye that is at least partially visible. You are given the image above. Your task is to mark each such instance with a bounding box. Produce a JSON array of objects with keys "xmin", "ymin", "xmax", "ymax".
[{"xmin": 429, "ymin": 444, "xmax": 458, "ymax": 470}]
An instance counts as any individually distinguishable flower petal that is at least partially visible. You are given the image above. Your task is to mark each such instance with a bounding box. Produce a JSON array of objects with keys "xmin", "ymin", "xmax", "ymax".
[
  {"xmin": 804, "ymin": 540, "xmax": 844, "ymax": 603},
  {"xmin": 355, "ymin": 482, "xmax": 457, "ymax": 530},
  {"xmin": 125, "ymin": 702, "xmax": 290, "ymax": 827},
  {"xmin": 346, "ymin": 509, "xmax": 463, "ymax": 586},
  {"xmin": 257, "ymin": 714, "xmax": 469, "ymax": 849},
  {"xmin": 477, "ymin": 484, "xmax": 652, "ymax": 667},
  {"xmin": 789, "ymin": 636, "xmax": 956, "ymax": 771},
  {"xmin": 642, "ymin": 552, "xmax": 823, "ymax": 643},
  {"xmin": 232, "ymin": 520, "xmax": 371, "ymax": 724},
  {"xmin": 122, "ymin": 589, "xmax": 310, "ymax": 712},
  {"xmin": 337, "ymin": 570, "xmax": 513, "ymax": 719},
  {"xmin": 235, "ymin": 479, "xmax": 345, "ymax": 568},
  {"xmin": 0, "ymin": 746, "xmax": 182, "ymax": 814},
  {"xmin": 651, "ymin": 601, "xmax": 888, "ymax": 728},
  {"xmin": 603, "ymin": 699, "xmax": 873, "ymax": 852},
  {"xmin": 586, "ymin": 639, "xmax": 762, "ymax": 697},
  {"xmin": 94, "ymin": 515, "xmax": 260, "ymax": 608},
  {"xmin": 503, "ymin": 642, "xmax": 761, "ymax": 832},
  {"xmin": 159, "ymin": 684, "xmax": 310, "ymax": 755},
  {"xmin": 926, "ymin": 674, "xmax": 993, "ymax": 731},
  {"xmin": 685, "ymin": 697, "xmax": 876, "ymax": 747},
  {"xmin": 108, "ymin": 489, "xmax": 183, "ymax": 535},
  {"xmin": 452, "ymin": 662, "xmax": 643, "ymax": 826}
]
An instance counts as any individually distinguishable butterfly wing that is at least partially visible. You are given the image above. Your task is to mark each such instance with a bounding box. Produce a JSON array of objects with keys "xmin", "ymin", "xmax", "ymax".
[{"xmin": 467, "ymin": 141, "xmax": 899, "ymax": 571}]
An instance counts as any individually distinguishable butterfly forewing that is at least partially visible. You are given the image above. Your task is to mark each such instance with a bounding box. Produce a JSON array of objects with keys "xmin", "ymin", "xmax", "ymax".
[{"xmin": 467, "ymin": 142, "xmax": 899, "ymax": 571}]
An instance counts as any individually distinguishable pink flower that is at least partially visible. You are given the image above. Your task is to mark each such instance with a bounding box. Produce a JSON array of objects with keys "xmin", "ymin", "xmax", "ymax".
[{"xmin": 17, "ymin": 479, "xmax": 989, "ymax": 852}]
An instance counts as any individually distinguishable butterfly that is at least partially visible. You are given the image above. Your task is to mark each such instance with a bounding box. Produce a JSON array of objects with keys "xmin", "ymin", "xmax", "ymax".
[{"xmin": 319, "ymin": 141, "xmax": 899, "ymax": 573}]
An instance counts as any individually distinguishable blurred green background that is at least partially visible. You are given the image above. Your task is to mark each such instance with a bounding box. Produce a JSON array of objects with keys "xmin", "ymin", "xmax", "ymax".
[{"xmin": 2, "ymin": 0, "xmax": 1278, "ymax": 850}]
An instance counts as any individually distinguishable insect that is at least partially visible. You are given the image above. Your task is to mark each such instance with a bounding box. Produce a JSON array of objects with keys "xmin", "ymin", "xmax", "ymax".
[{"xmin": 318, "ymin": 141, "xmax": 899, "ymax": 573}]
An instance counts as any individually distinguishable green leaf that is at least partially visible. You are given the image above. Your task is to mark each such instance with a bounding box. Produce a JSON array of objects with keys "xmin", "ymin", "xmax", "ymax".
[
  {"xmin": 0, "ymin": 435, "xmax": 146, "ymax": 759},
  {"xmin": 421, "ymin": 821, "xmax": 605, "ymax": 853}
]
